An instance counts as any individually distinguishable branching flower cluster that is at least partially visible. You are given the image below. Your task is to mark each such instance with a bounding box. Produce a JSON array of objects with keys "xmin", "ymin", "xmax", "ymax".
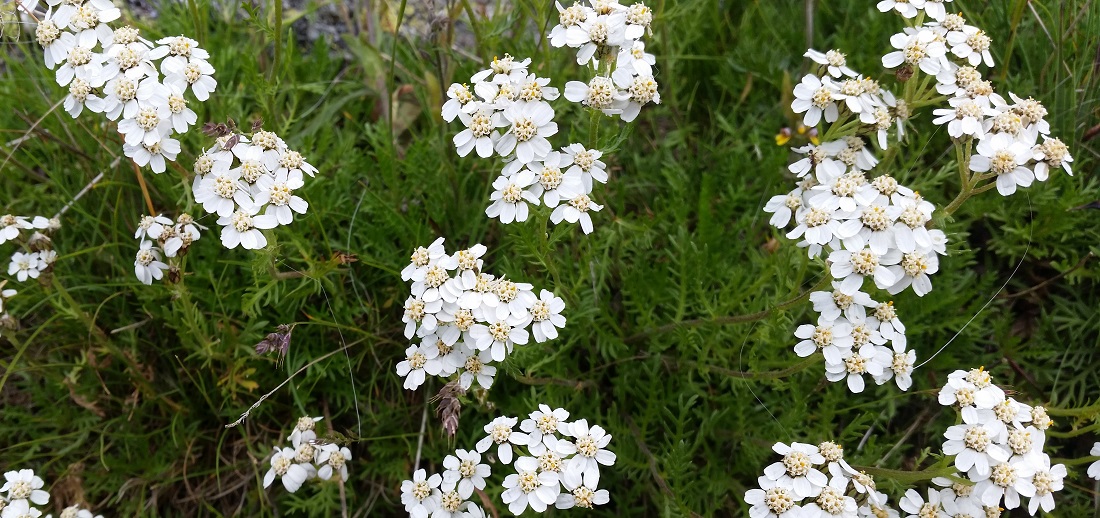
[
  {"xmin": 555, "ymin": 0, "xmax": 659, "ymax": 122},
  {"xmin": 131, "ymin": 213, "xmax": 203, "ymax": 285},
  {"xmin": 743, "ymin": 369, "xmax": 1065, "ymax": 516},
  {"xmin": 397, "ymin": 238, "xmax": 566, "ymax": 391},
  {"xmin": 400, "ymin": 406, "xmax": 614, "ymax": 517},
  {"xmin": 442, "ymin": 0, "xmax": 658, "ymax": 234},
  {"xmin": 745, "ymin": 440, "xmax": 890, "ymax": 517},
  {"xmin": 766, "ymin": 0, "xmax": 1073, "ymax": 394},
  {"xmin": 798, "ymin": 289, "xmax": 913, "ymax": 394},
  {"xmin": 1, "ymin": 468, "xmax": 104, "ymax": 518},
  {"xmin": 17, "ymin": 0, "xmax": 216, "ymax": 173},
  {"xmin": 262, "ymin": 416, "xmax": 353, "ymax": 494},
  {"xmin": 935, "ymin": 368, "xmax": 1064, "ymax": 515},
  {"xmin": 192, "ymin": 123, "xmax": 315, "ymax": 250},
  {"xmin": 770, "ymin": 122, "xmax": 933, "ymax": 393}
]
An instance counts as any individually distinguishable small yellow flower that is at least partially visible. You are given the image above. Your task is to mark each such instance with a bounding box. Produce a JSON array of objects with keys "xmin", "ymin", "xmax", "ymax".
[{"xmin": 775, "ymin": 127, "xmax": 792, "ymax": 146}]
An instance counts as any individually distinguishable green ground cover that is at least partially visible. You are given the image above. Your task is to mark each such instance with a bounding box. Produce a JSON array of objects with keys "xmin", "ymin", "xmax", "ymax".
[{"xmin": 1, "ymin": 0, "xmax": 1098, "ymax": 516}]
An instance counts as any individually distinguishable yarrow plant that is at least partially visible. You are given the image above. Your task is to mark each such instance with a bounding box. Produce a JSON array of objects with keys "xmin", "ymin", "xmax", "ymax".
[
  {"xmin": 15, "ymin": 0, "xmax": 216, "ymax": 173},
  {"xmin": 260, "ymin": 415, "xmax": 354, "ymax": 494},
  {"xmin": 400, "ymin": 407, "xmax": 613, "ymax": 517},
  {"xmin": 744, "ymin": 368, "xmax": 1065, "ymax": 516},
  {"xmin": 396, "ymin": 238, "xmax": 566, "ymax": 392},
  {"xmin": 441, "ymin": 0, "xmax": 658, "ymax": 234},
  {"xmin": 764, "ymin": 0, "xmax": 1072, "ymax": 394},
  {"xmin": 4, "ymin": 0, "xmax": 1096, "ymax": 515}
]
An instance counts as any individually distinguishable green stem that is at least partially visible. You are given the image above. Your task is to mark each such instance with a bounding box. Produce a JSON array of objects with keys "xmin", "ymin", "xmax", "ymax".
[
  {"xmin": 942, "ymin": 192, "xmax": 967, "ymax": 217},
  {"xmin": 956, "ymin": 137, "xmax": 972, "ymax": 187},
  {"xmin": 460, "ymin": 0, "xmax": 483, "ymax": 58},
  {"xmin": 942, "ymin": 138, "xmax": 975, "ymax": 217},
  {"xmin": 186, "ymin": 0, "xmax": 205, "ymax": 46},
  {"xmin": 911, "ymin": 93, "xmax": 948, "ymax": 109},
  {"xmin": 387, "ymin": 0, "xmax": 409, "ymax": 148},
  {"xmin": 271, "ymin": 0, "xmax": 283, "ymax": 84},
  {"xmin": 912, "ymin": 72, "xmax": 934, "ymax": 103},
  {"xmin": 531, "ymin": 209, "xmax": 562, "ymax": 290},
  {"xmin": 624, "ymin": 275, "xmax": 831, "ymax": 343},
  {"xmin": 589, "ymin": 108, "xmax": 602, "ymax": 149},
  {"xmin": 968, "ymin": 181, "xmax": 1001, "ymax": 196},
  {"xmin": 170, "ymin": 283, "xmax": 215, "ymax": 354},
  {"xmin": 0, "ymin": 334, "xmax": 29, "ymax": 394},
  {"xmin": 1051, "ymin": 455, "xmax": 1100, "ymax": 467},
  {"xmin": 855, "ymin": 464, "xmax": 959, "ymax": 486},
  {"xmin": 1046, "ymin": 421, "xmax": 1100, "ymax": 439},
  {"xmin": 909, "ymin": 11, "xmax": 925, "ymax": 28},
  {"xmin": 972, "ymin": 172, "xmax": 996, "ymax": 183},
  {"xmin": 1045, "ymin": 401, "xmax": 1100, "ymax": 417},
  {"xmin": 903, "ymin": 70, "xmax": 920, "ymax": 105},
  {"xmin": 819, "ymin": 113, "xmax": 853, "ymax": 141}
]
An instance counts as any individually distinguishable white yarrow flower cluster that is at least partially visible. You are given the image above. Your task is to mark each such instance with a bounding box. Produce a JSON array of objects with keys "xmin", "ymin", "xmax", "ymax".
[
  {"xmin": 554, "ymin": 1, "xmax": 660, "ymax": 122},
  {"xmin": 131, "ymin": 213, "xmax": 204, "ymax": 285},
  {"xmin": 772, "ymin": 148, "xmax": 948, "ymax": 300},
  {"xmin": 261, "ymin": 416, "xmax": 353, "ymax": 494},
  {"xmin": 770, "ymin": 2, "xmax": 1073, "ymax": 398},
  {"xmin": 401, "ymin": 407, "xmax": 613, "ymax": 517},
  {"xmin": 399, "ymin": 449, "xmax": 490, "ymax": 518},
  {"xmin": 442, "ymin": 54, "xmax": 611, "ymax": 235},
  {"xmin": 936, "ymin": 367, "xmax": 1065, "ymax": 515},
  {"xmin": 17, "ymin": 0, "xmax": 216, "ymax": 173},
  {"xmin": 442, "ymin": 2, "xmax": 658, "ymax": 235},
  {"xmin": 784, "ymin": 62, "xmax": 935, "ymax": 315},
  {"xmin": 751, "ymin": 4, "xmax": 1079, "ymax": 517},
  {"xmin": 397, "ymin": 239, "xmax": 566, "ymax": 391},
  {"xmin": 191, "ymin": 128, "xmax": 315, "ymax": 250},
  {"xmin": 746, "ymin": 440, "xmax": 896, "ymax": 517},
  {"xmin": 2, "ymin": 215, "xmax": 60, "ymax": 285},
  {"xmin": 965, "ymin": 93, "xmax": 1070, "ymax": 196},
  {"xmin": 797, "ymin": 290, "xmax": 915, "ymax": 394},
  {"xmin": 767, "ymin": 140, "xmax": 940, "ymax": 394},
  {"xmin": 915, "ymin": 12, "xmax": 1072, "ymax": 196},
  {"xmin": 0, "ymin": 215, "xmax": 60, "ymax": 337},
  {"xmin": 0, "ymin": 467, "xmax": 105, "ymax": 517},
  {"xmin": 793, "ymin": 56, "xmax": 901, "ymax": 147}
]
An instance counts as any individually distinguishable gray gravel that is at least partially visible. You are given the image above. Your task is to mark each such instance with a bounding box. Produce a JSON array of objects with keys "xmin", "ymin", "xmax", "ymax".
[{"xmin": 116, "ymin": 0, "xmax": 491, "ymax": 51}]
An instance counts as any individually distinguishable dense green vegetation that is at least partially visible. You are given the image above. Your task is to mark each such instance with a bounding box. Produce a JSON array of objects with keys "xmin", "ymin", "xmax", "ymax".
[{"xmin": 1, "ymin": 0, "xmax": 1098, "ymax": 515}]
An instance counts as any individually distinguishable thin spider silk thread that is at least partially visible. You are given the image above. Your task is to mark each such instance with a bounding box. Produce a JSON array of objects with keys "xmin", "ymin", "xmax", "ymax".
[
  {"xmin": 739, "ymin": 320, "xmax": 793, "ymax": 442},
  {"xmin": 915, "ymin": 191, "xmax": 1033, "ymax": 370},
  {"xmin": 278, "ymin": 258, "xmax": 363, "ymax": 437}
]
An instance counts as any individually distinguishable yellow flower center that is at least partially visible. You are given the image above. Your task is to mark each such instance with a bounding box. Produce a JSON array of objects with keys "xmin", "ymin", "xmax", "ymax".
[
  {"xmin": 783, "ymin": 451, "xmax": 811, "ymax": 477},
  {"xmin": 963, "ymin": 426, "xmax": 991, "ymax": 452}
]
